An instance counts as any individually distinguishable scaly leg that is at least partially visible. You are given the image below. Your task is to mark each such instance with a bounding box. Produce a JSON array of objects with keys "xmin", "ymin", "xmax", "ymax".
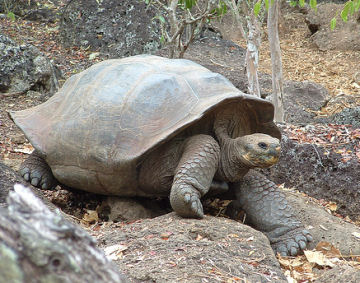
[
  {"xmin": 229, "ymin": 170, "xmax": 312, "ymax": 256},
  {"xmin": 170, "ymin": 135, "xmax": 220, "ymax": 218},
  {"xmin": 20, "ymin": 151, "xmax": 58, "ymax": 189}
]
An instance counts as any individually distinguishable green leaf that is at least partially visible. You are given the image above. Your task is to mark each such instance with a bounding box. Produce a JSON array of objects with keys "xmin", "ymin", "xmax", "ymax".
[
  {"xmin": 310, "ymin": 0, "xmax": 317, "ymax": 11},
  {"xmin": 341, "ymin": 1, "xmax": 351, "ymax": 22},
  {"xmin": 7, "ymin": 12, "xmax": 15, "ymax": 21},
  {"xmin": 355, "ymin": 0, "xmax": 360, "ymax": 11},
  {"xmin": 160, "ymin": 35, "xmax": 165, "ymax": 44},
  {"xmin": 349, "ymin": 0, "xmax": 355, "ymax": 16},
  {"xmin": 265, "ymin": 0, "xmax": 269, "ymax": 10},
  {"xmin": 330, "ymin": 17, "xmax": 337, "ymax": 31},
  {"xmin": 184, "ymin": 0, "xmax": 196, "ymax": 9},
  {"xmin": 289, "ymin": 0, "xmax": 297, "ymax": 7},
  {"xmin": 153, "ymin": 15, "xmax": 166, "ymax": 24},
  {"xmin": 254, "ymin": 1, "xmax": 261, "ymax": 16},
  {"xmin": 299, "ymin": 0, "xmax": 305, "ymax": 7}
]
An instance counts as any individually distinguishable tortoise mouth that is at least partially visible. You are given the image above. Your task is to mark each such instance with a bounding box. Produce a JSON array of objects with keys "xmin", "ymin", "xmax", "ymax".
[{"xmin": 242, "ymin": 153, "xmax": 280, "ymax": 168}]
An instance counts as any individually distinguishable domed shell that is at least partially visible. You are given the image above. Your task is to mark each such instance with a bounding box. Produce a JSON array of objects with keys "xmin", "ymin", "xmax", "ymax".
[{"xmin": 9, "ymin": 55, "xmax": 280, "ymax": 195}]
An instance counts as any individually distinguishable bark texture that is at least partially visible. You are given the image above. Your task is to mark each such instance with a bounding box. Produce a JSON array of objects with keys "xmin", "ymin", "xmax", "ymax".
[
  {"xmin": 0, "ymin": 184, "xmax": 129, "ymax": 283},
  {"xmin": 267, "ymin": 0, "xmax": 285, "ymax": 122}
]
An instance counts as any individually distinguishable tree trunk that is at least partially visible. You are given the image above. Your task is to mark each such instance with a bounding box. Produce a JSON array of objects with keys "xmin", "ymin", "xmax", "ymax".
[
  {"xmin": 0, "ymin": 182, "xmax": 129, "ymax": 283},
  {"xmin": 267, "ymin": 0, "xmax": 285, "ymax": 123},
  {"xmin": 245, "ymin": 13, "xmax": 261, "ymax": 97}
]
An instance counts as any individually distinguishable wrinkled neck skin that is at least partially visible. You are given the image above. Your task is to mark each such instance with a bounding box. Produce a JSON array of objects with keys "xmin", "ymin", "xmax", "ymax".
[
  {"xmin": 214, "ymin": 110, "xmax": 260, "ymax": 182},
  {"xmin": 216, "ymin": 137, "xmax": 252, "ymax": 182}
]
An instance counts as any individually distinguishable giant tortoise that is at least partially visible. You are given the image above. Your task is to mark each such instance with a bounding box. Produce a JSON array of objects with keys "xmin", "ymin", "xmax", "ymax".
[{"xmin": 10, "ymin": 55, "xmax": 312, "ymax": 256}]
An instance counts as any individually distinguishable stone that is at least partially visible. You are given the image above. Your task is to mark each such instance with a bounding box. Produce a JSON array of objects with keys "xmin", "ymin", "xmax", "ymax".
[
  {"xmin": 99, "ymin": 213, "xmax": 287, "ymax": 283},
  {"xmin": 0, "ymin": 34, "xmax": 61, "ymax": 97},
  {"xmin": 306, "ymin": 3, "xmax": 360, "ymax": 51},
  {"xmin": 59, "ymin": 0, "xmax": 161, "ymax": 58},
  {"xmin": 98, "ymin": 197, "xmax": 168, "ymax": 222}
]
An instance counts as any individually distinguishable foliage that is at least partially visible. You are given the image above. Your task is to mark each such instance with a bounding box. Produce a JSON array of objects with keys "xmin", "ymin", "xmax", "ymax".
[
  {"xmin": 7, "ymin": 11, "xmax": 16, "ymax": 21},
  {"xmin": 288, "ymin": 0, "xmax": 360, "ymax": 30},
  {"xmin": 144, "ymin": 0, "xmax": 227, "ymax": 58}
]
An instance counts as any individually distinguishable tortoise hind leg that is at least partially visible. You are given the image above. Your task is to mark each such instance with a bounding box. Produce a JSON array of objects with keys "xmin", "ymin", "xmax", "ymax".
[
  {"xmin": 229, "ymin": 170, "xmax": 313, "ymax": 256},
  {"xmin": 20, "ymin": 150, "xmax": 58, "ymax": 190},
  {"xmin": 170, "ymin": 135, "xmax": 220, "ymax": 218}
]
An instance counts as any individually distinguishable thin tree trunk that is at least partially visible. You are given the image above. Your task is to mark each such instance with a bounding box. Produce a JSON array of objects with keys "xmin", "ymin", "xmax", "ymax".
[
  {"xmin": 224, "ymin": 0, "xmax": 261, "ymax": 97},
  {"xmin": 267, "ymin": 0, "xmax": 284, "ymax": 123},
  {"xmin": 245, "ymin": 13, "xmax": 261, "ymax": 97}
]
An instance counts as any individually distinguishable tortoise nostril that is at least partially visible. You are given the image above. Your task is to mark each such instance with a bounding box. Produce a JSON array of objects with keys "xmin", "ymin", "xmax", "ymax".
[{"xmin": 258, "ymin": 142, "xmax": 268, "ymax": 150}]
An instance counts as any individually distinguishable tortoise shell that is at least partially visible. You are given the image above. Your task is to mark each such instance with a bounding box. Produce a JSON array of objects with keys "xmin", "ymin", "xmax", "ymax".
[{"xmin": 10, "ymin": 55, "xmax": 280, "ymax": 195}]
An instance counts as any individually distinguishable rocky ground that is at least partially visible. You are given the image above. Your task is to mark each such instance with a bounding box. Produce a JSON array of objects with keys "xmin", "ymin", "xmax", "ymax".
[{"xmin": 1, "ymin": 1, "xmax": 360, "ymax": 282}]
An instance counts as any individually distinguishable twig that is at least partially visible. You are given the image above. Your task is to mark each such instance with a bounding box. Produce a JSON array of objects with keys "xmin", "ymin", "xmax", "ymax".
[
  {"xmin": 312, "ymin": 144, "xmax": 324, "ymax": 167},
  {"xmin": 210, "ymin": 59, "xmax": 227, "ymax": 68},
  {"xmin": 0, "ymin": 91, "xmax": 25, "ymax": 98}
]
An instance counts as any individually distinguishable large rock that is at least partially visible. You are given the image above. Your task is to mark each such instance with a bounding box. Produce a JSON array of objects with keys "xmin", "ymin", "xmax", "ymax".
[
  {"xmin": 0, "ymin": 34, "xmax": 61, "ymax": 97},
  {"xmin": 99, "ymin": 213, "xmax": 288, "ymax": 283},
  {"xmin": 60, "ymin": 0, "xmax": 161, "ymax": 58},
  {"xmin": 286, "ymin": 191, "xmax": 360, "ymax": 256},
  {"xmin": 0, "ymin": 184, "xmax": 128, "ymax": 283},
  {"xmin": 306, "ymin": 3, "xmax": 360, "ymax": 51},
  {"xmin": 283, "ymin": 80, "xmax": 328, "ymax": 124},
  {"xmin": 328, "ymin": 107, "xmax": 360, "ymax": 128},
  {"xmin": 314, "ymin": 265, "xmax": 360, "ymax": 283}
]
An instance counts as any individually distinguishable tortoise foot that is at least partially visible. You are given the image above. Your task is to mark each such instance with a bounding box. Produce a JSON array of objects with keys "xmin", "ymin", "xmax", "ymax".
[
  {"xmin": 170, "ymin": 183, "xmax": 204, "ymax": 218},
  {"xmin": 20, "ymin": 151, "xmax": 57, "ymax": 190},
  {"xmin": 271, "ymin": 228, "xmax": 313, "ymax": 257}
]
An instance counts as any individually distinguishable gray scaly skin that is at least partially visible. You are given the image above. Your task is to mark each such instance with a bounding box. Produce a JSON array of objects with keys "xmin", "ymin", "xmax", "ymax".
[
  {"xmin": 19, "ymin": 121, "xmax": 312, "ymax": 256},
  {"xmin": 228, "ymin": 171, "xmax": 313, "ymax": 256}
]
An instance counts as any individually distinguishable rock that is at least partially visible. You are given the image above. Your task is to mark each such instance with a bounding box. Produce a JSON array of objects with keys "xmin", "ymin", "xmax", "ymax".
[
  {"xmin": 0, "ymin": 0, "xmax": 37, "ymax": 16},
  {"xmin": 98, "ymin": 197, "xmax": 168, "ymax": 222},
  {"xmin": 0, "ymin": 34, "xmax": 61, "ymax": 97},
  {"xmin": 99, "ymin": 213, "xmax": 287, "ymax": 283},
  {"xmin": 286, "ymin": 191, "xmax": 360, "ymax": 256},
  {"xmin": 182, "ymin": 37, "xmax": 329, "ymax": 124},
  {"xmin": 314, "ymin": 265, "xmax": 360, "ymax": 283},
  {"xmin": 0, "ymin": 184, "xmax": 129, "ymax": 283},
  {"xmin": 283, "ymin": 80, "xmax": 329, "ymax": 124},
  {"xmin": 59, "ymin": 0, "xmax": 161, "ymax": 58},
  {"xmin": 306, "ymin": 3, "xmax": 360, "ymax": 51},
  {"xmin": 0, "ymin": 162, "xmax": 58, "ymax": 209},
  {"xmin": 328, "ymin": 107, "xmax": 360, "ymax": 128},
  {"xmin": 262, "ymin": 133, "xmax": 360, "ymax": 220},
  {"xmin": 23, "ymin": 8, "xmax": 57, "ymax": 23}
]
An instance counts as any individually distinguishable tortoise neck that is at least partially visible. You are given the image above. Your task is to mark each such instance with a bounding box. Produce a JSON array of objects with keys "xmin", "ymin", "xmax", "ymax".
[{"xmin": 217, "ymin": 138, "xmax": 250, "ymax": 182}]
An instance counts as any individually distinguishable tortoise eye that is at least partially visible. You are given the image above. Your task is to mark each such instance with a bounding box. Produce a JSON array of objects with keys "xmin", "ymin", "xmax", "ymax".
[{"xmin": 258, "ymin": 142, "xmax": 268, "ymax": 149}]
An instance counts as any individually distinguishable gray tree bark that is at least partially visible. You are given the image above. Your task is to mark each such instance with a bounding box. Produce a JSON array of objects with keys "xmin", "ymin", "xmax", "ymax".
[
  {"xmin": 224, "ymin": 0, "xmax": 261, "ymax": 97},
  {"xmin": 267, "ymin": 0, "xmax": 285, "ymax": 122},
  {"xmin": 0, "ymin": 183, "xmax": 129, "ymax": 283},
  {"xmin": 245, "ymin": 12, "xmax": 261, "ymax": 97}
]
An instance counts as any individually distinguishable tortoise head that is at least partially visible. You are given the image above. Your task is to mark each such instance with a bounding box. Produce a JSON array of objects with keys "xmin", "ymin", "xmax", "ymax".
[
  {"xmin": 237, "ymin": 133, "xmax": 281, "ymax": 168},
  {"xmin": 218, "ymin": 133, "xmax": 280, "ymax": 182}
]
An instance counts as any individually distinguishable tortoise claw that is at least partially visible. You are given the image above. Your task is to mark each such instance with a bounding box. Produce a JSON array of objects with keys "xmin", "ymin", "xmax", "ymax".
[
  {"xmin": 20, "ymin": 152, "xmax": 58, "ymax": 190},
  {"xmin": 170, "ymin": 184, "xmax": 204, "ymax": 218}
]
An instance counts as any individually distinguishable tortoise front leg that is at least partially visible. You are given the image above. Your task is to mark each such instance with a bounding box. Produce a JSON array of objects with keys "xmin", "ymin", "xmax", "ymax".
[
  {"xmin": 20, "ymin": 150, "xmax": 58, "ymax": 190},
  {"xmin": 229, "ymin": 170, "xmax": 313, "ymax": 256},
  {"xmin": 170, "ymin": 135, "xmax": 220, "ymax": 218}
]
